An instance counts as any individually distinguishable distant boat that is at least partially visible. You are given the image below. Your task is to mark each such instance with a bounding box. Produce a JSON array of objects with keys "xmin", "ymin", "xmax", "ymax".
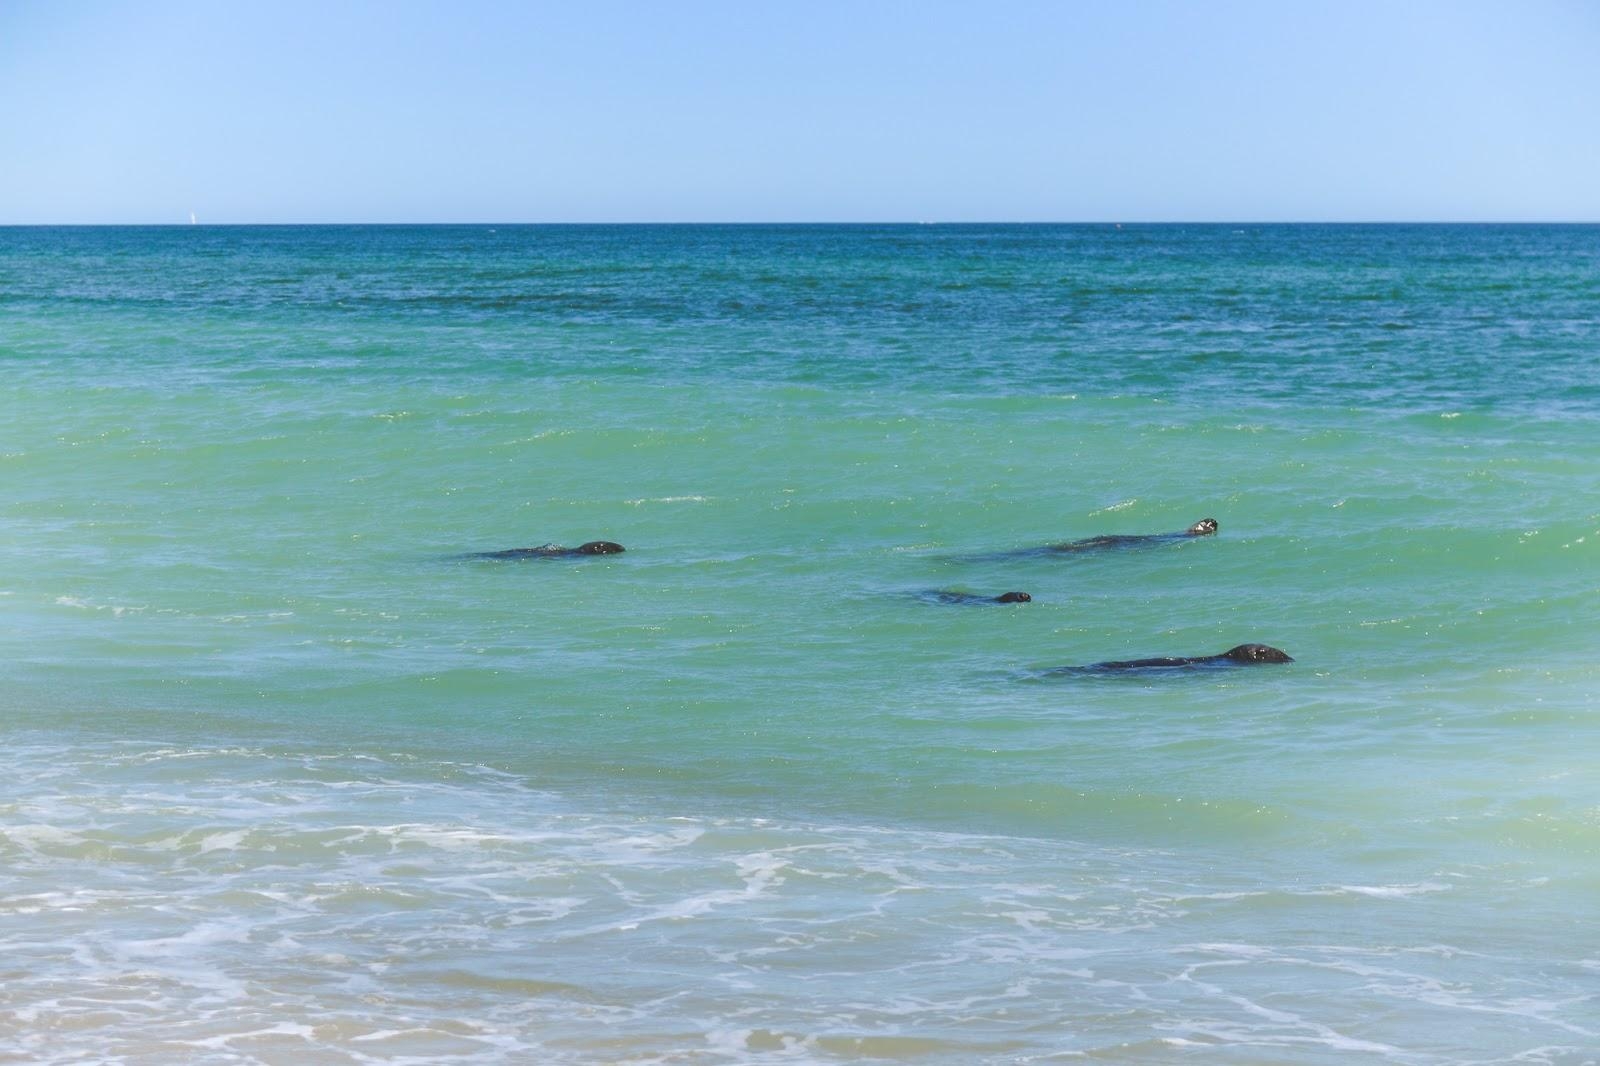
[{"xmin": 189, "ymin": 212, "xmax": 197, "ymax": 225}]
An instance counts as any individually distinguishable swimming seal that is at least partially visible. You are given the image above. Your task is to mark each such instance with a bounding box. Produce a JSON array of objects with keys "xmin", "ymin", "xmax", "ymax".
[
  {"xmin": 473, "ymin": 541, "xmax": 625, "ymax": 560},
  {"xmin": 1088, "ymin": 643, "xmax": 1293, "ymax": 670},
  {"xmin": 1046, "ymin": 517, "xmax": 1218, "ymax": 553},
  {"xmin": 968, "ymin": 518, "xmax": 1217, "ymax": 561},
  {"xmin": 924, "ymin": 590, "xmax": 1033, "ymax": 605}
]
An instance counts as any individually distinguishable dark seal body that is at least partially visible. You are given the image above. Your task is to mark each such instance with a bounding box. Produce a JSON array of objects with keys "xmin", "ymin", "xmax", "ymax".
[
  {"xmin": 473, "ymin": 541, "xmax": 625, "ymax": 560},
  {"xmin": 925, "ymin": 590, "xmax": 1032, "ymax": 605},
  {"xmin": 1090, "ymin": 643, "xmax": 1292, "ymax": 670},
  {"xmin": 969, "ymin": 518, "xmax": 1217, "ymax": 562},
  {"xmin": 1048, "ymin": 518, "xmax": 1218, "ymax": 553}
]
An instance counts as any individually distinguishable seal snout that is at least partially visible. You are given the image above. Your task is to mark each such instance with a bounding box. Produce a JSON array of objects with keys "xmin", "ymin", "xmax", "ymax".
[
  {"xmin": 1221, "ymin": 643, "xmax": 1292, "ymax": 663},
  {"xmin": 1188, "ymin": 518, "xmax": 1219, "ymax": 536}
]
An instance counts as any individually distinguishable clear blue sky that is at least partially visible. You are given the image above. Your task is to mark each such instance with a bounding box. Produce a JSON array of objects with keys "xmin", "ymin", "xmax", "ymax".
[{"xmin": 2, "ymin": 0, "xmax": 1596, "ymax": 223}]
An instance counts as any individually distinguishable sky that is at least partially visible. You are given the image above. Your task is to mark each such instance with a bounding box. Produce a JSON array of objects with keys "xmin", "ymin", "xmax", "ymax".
[{"xmin": 1, "ymin": 0, "xmax": 1597, "ymax": 223}]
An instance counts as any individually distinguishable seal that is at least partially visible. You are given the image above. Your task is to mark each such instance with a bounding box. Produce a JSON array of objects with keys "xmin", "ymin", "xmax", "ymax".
[
  {"xmin": 924, "ymin": 590, "xmax": 1032, "ymax": 605},
  {"xmin": 1046, "ymin": 517, "xmax": 1218, "ymax": 553},
  {"xmin": 1087, "ymin": 643, "xmax": 1293, "ymax": 670},
  {"xmin": 472, "ymin": 541, "xmax": 625, "ymax": 560},
  {"xmin": 966, "ymin": 518, "xmax": 1217, "ymax": 561}
]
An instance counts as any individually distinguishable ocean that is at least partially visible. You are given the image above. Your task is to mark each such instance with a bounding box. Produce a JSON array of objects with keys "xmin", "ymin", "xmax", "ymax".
[{"xmin": 1, "ymin": 223, "xmax": 1596, "ymax": 1063}]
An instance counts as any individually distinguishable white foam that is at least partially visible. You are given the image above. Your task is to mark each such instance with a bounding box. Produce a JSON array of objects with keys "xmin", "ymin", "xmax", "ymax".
[
  {"xmin": 1340, "ymin": 881, "xmax": 1451, "ymax": 899},
  {"xmin": 121, "ymin": 919, "xmax": 254, "ymax": 956},
  {"xmin": 624, "ymin": 495, "xmax": 710, "ymax": 505},
  {"xmin": 52, "ymin": 595, "xmax": 147, "ymax": 616},
  {"xmin": 174, "ymin": 1022, "xmax": 319, "ymax": 1050},
  {"xmin": 3, "ymin": 824, "xmax": 84, "ymax": 850},
  {"xmin": 3, "ymin": 740, "xmax": 1594, "ymax": 1063},
  {"xmin": 195, "ymin": 830, "xmax": 248, "ymax": 854}
]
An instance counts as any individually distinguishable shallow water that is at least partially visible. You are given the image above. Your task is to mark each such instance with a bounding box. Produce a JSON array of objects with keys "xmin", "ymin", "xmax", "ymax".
[{"xmin": 2, "ymin": 225, "xmax": 1597, "ymax": 1063}]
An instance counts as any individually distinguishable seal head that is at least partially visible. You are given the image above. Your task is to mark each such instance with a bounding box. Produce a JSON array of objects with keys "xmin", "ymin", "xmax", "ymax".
[
  {"xmin": 1220, "ymin": 643, "xmax": 1292, "ymax": 663},
  {"xmin": 995, "ymin": 591, "xmax": 1032, "ymax": 603},
  {"xmin": 575, "ymin": 541, "xmax": 626, "ymax": 554},
  {"xmin": 1187, "ymin": 518, "xmax": 1219, "ymax": 536}
]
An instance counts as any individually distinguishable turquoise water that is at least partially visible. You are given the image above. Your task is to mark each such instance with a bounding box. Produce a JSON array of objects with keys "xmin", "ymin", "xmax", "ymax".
[{"xmin": 2, "ymin": 224, "xmax": 1597, "ymax": 1063}]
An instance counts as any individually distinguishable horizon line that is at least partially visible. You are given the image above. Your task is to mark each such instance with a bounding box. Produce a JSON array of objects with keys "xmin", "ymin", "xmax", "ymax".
[{"xmin": 3, "ymin": 219, "xmax": 1599, "ymax": 228}]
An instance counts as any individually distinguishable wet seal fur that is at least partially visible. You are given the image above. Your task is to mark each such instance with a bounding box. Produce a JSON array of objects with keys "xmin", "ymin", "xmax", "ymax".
[
  {"xmin": 923, "ymin": 590, "xmax": 1032, "ymax": 605},
  {"xmin": 1086, "ymin": 643, "xmax": 1293, "ymax": 671},
  {"xmin": 1046, "ymin": 517, "xmax": 1218, "ymax": 553},
  {"xmin": 968, "ymin": 518, "xmax": 1217, "ymax": 561},
  {"xmin": 471, "ymin": 541, "xmax": 625, "ymax": 560}
]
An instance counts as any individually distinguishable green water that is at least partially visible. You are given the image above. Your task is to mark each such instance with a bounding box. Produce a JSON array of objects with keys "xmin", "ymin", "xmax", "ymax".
[{"xmin": 1, "ymin": 225, "xmax": 1597, "ymax": 1063}]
